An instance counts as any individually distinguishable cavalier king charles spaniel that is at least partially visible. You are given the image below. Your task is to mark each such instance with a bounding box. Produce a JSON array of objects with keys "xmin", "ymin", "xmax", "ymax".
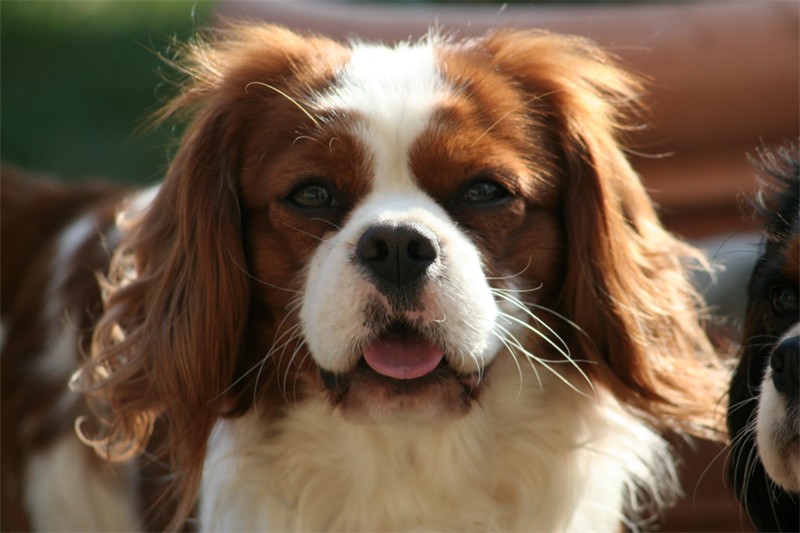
[
  {"xmin": 1, "ymin": 24, "xmax": 725, "ymax": 531},
  {"xmin": 728, "ymin": 145, "xmax": 799, "ymax": 532}
]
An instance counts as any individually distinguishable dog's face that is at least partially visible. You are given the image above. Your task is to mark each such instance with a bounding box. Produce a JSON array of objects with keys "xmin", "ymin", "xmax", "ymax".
[
  {"xmin": 228, "ymin": 32, "xmax": 581, "ymax": 424},
  {"xmin": 276, "ymin": 40, "xmax": 564, "ymax": 422},
  {"xmin": 75, "ymin": 25, "xmax": 725, "ymax": 525},
  {"xmin": 728, "ymin": 148, "xmax": 799, "ymax": 530}
]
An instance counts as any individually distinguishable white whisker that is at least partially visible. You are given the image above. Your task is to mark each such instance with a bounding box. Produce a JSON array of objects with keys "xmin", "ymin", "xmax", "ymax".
[
  {"xmin": 493, "ymin": 289, "xmax": 576, "ymax": 355},
  {"xmin": 491, "ymin": 287, "xmax": 596, "ymax": 398},
  {"xmin": 281, "ymin": 337, "xmax": 308, "ymax": 402},
  {"xmin": 282, "ymin": 221, "xmax": 327, "ymax": 242},
  {"xmin": 245, "ymin": 81, "xmax": 321, "ymax": 129},
  {"xmin": 469, "ymin": 90, "xmax": 562, "ymax": 148},
  {"xmin": 493, "ymin": 321, "xmax": 593, "ymax": 398},
  {"xmin": 311, "ymin": 217, "xmax": 343, "ymax": 231},
  {"xmin": 493, "ymin": 331, "xmax": 529, "ymax": 402},
  {"xmin": 215, "ymin": 293, "xmax": 306, "ymax": 407},
  {"xmin": 485, "ymin": 256, "xmax": 533, "ymax": 282}
]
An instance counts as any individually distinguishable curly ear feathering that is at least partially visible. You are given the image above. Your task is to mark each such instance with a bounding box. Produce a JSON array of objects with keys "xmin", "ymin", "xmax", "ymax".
[{"xmin": 2, "ymin": 24, "xmax": 726, "ymax": 531}]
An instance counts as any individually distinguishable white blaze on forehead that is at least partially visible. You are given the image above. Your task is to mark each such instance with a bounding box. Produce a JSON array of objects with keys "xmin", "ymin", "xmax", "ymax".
[
  {"xmin": 301, "ymin": 36, "xmax": 502, "ymax": 376},
  {"xmin": 313, "ymin": 37, "xmax": 449, "ymax": 193}
]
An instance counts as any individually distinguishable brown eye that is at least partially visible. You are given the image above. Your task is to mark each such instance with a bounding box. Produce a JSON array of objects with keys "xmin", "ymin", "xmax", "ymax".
[
  {"xmin": 290, "ymin": 184, "xmax": 339, "ymax": 209},
  {"xmin": 462, "ymin": 180, "xmax": 509, "ymax": 205}
]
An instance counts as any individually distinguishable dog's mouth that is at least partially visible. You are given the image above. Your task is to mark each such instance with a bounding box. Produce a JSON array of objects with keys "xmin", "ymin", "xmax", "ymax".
[
  {"xmin": 318, "ymin": 324, "xmax": 485, "ymax": 422},
  {"xmin": 362, "ymin": 326, "xmax": 445, "ymax": 380}
]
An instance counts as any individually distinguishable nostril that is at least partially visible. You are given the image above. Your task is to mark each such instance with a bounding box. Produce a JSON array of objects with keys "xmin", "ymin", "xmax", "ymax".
[
  {"xmin": 356, "ymin": 222, "xmax": 439, "ymax": 287},
  {"xmin": 357, "ymin": 232, "xmax": 389, "ymax": 263},
  {"xmin": 408, "ymin": 234, "xmax": 438, "ymax": 263},
  {"xmin": 770, "ymin": 336, "xmax": 799, "ymax": 400}
]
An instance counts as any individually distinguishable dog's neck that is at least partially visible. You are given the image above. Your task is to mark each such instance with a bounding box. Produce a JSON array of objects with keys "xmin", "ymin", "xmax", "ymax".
[{"xmin": 200, "ymin": 353, "xmax": 675, "ymax": 531}]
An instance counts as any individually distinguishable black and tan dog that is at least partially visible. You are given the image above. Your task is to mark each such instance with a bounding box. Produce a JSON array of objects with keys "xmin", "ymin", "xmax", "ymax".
[{"xmin": 728, "ymin": 145, "xmax": 799, "ymax": 531}]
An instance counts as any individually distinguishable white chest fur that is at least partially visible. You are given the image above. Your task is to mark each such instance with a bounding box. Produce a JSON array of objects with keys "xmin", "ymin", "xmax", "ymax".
[{"xmin": 200, "ymin": 355, "xmax": 676, "ymax": 532}]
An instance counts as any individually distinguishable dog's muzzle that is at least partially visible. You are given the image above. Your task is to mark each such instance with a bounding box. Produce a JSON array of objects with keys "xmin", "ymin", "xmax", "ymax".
[{"xmin": 354, "ymin": 221, "xmax": 445, "ymax": 380}]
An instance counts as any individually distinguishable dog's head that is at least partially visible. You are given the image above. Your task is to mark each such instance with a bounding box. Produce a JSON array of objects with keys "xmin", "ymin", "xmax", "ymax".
[
  {"xmin": 74, "ymin": 24, "xmax": 723, "ymax": 526},
  {"xmin": 728, "ymin": 145, "xmax": 799, "ymax": 531}
]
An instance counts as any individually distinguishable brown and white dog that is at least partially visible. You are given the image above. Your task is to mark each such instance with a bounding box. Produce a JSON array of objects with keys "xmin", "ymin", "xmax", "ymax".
[{"xmin": 1, "ymin": 24, "xmax": 725, "ymax": 531}]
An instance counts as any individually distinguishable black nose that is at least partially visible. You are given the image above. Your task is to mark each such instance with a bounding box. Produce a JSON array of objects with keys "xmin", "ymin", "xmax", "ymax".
[
  {"xmin": 356, "ymin": 222, "xmax": 440, "ymax": 288},
  {"xmin": 771, "ymin": 336, "xmax": 799, "ymax": 401}
]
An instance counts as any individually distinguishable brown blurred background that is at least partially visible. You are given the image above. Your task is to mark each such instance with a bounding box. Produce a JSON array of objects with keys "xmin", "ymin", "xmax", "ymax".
[{"xmin": 3, "ymin": 1, "xmax": 798, "ymax": 530}]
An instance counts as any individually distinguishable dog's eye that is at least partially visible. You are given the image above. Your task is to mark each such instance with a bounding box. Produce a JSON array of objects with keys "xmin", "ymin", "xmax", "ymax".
[
  {"xmin": 462, "ymin": 180, "xmax": 509, "ymax": 205},
  {"xmin": 290, "ymin": 184, "xmax": 339, "ymax": 209},
  {"xmin": 770, "ymin": 285, "xmax": 799, "ymax": 317}
]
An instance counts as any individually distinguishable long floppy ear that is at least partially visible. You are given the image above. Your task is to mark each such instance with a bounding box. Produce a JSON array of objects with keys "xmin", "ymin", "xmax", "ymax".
[
  {"xmin": 74, "ymin": 97, "xmax": 252, "ymax": 527},
  {"xmin": 71, "ymin": 24, "xmax": 336, "ymax": 529},
  {"xmin": 485, "ymin": 31, "xmax": 726, "ymax": 440}
]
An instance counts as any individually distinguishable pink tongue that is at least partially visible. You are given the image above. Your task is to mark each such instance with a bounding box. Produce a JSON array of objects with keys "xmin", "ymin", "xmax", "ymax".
[{"xmin": 363, "ymin": 330, "xmax": 444, "ymax": 380}]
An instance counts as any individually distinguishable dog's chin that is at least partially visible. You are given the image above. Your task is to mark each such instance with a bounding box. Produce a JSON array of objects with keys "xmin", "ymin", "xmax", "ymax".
[{"xmin": 319, "ymin": 358, "xmax": 485, "ymax": 425}]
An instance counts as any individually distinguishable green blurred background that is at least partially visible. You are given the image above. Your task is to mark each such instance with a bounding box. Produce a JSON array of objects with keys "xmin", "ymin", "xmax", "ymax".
[
  {"xmin": 1, "ymin": 0, "xmax": 654, "ymax": 185},
  {"xmin": 1, "ymin": 0, "xmax": 215, "ymax": 185}
]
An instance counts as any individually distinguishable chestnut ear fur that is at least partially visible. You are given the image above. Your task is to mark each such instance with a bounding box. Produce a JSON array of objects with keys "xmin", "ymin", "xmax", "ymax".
[
  {"xmin": 75, "ymin": 87, "xmax": 252, "ymax": 530},
  {"xmin": 484, "ymin": 30, "xmax": 727, "ymax": 441},
  {"xmin": 71, "ymin": 24, "xmax": 341, "ymax": 528}
]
